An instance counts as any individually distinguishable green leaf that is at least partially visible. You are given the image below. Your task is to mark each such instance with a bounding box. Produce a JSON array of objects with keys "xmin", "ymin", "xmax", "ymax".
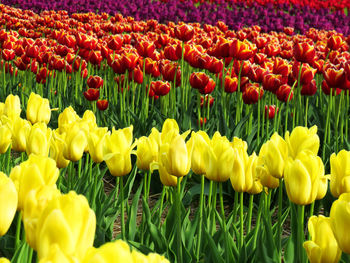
[{"xmin": 126, "ymin": 182, "xmax": 143, "ymax": 240}]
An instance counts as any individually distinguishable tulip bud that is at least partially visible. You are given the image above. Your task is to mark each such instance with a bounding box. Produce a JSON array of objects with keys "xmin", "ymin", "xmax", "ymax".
[
  {"xmin": 258, "ymin": 132, "xmax": 288, "ymax": 179},
  {"xmin": 50, "ymin": 131, "xmax": 70, "ymax": 169},
  {"xmin": 26, "ymin": 92, "xmax": 51, "ymax": 124},
  {"xmin": 284, "ymin": 150, "xmax": 324, "ymax": 205},
  {"xmin": 36, "ymin": 191, "xmax": 96, "ymax": 261},
  {"xmin": 103, "ymin": 126, "xmax": 135, "ymax": 177},
  {"xmin": 0, "ymin": 172, "xmax": 17, "ymax": 236},
  {"xmin": 303, "ymin": 216, "xmax": 341, "ymax": 263},
  {"xmin": 11, "ymin": 117, "xmax": 31, "ymax": 152},
  {"xmin": 135, "ymin": 128, "xmax": 160, "ymax": 171},
  {"xmin": 0, "ymin": 124, "xmax": 12, "ymax": 154},
  {"xmin": 23, "ymin": 186, "xmax": 61, "ymax": 249},
  {"xmin": 26, "ymin": 123, "xmax": 52, "ymax": 157},
  {"xmin": 285, "ymin": 126, "xmax": 319, "ymax": 159},
  {"xmin": 83, "ymin": 240, "xmax": 133, "ymax": 263},
  {"xmin": 4, "ymin": 94, "xmax": 21, "ymax": 121},
  {"xmin": 87, "ymin": 127, "xmax": 109, "ymax": 164},
  {"xmin": 58, "ymin": 106, "xmax": 80, "ymax": 134},
  {"xmin": 188, "ymin": 131, "xmax": 210, "ymax": 175},
  {"xmin": 205, "ymin": 132, "xmax": 235, "ymax": 182},
  {"xmin": 329, "ymin": 150, "xmax": 350, "ymax": 198},
  {"xmin": 63, "ymin": 123, "xmax": 87, "ymax": 162},
  {"xmin": 9, "ymin": 154, "xmax": 59, "ymax": 210}
]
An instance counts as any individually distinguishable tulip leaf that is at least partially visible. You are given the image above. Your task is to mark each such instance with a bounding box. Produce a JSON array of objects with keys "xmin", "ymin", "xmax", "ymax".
[
  {"xmin": 128, "ymin": 240, "xmax": 154, "ymax": 255},
  {"xmin": 284, "ymin": 236, "xmax": 295, "ymax": 263},
  {"xmin": 203, "ymin": 227, "xmax": 225, "ymax": 263},
  {"xmin": 126, "ymin": 182, "xmax": 143, "ymax": 241}
]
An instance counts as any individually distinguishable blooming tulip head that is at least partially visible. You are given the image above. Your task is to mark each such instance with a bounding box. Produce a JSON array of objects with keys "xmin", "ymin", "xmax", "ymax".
[
  {"xmin": 63, "ymin": 123, "xmax": 88, "ymax": 162},
  {"xmin": 26, "ymin": 92, "xmax": 51, "ymax": 125},
  {"xmin": 188, "ymin": 131, "xmax": 210, "ymax": 176},
  {"xmin": 36, "ymin": 191, "xmax": 96, "ymax": 261},
  {"xmin": 329, "ymin": 150, "xmax": 350, "ymax": 198},
  {"xmin": 26, "ymin": 123, "xmax": 52, "ymax": 157},
  {"xmin": 11, "ymin": 117, "xmax": 31, "ymax": 152},
  {"xmin": 0, "ymin": 172, "xmax": 17, "ymax": 236},
  {"xmin": 285, "ymin": 126, "xmax": 319, "ymax": 159},
  {"xmin": 49, "ymin": 131, "xmax": 70, "ymax": 169},
  {"xmin": 3, "ymin": 94, "xmax": 21, "ymax": 121},
  {"xmin": 284, "ymin": 150, "xmax": 324, "ymax": 205},
  {"xmin": 303, "ymin": 215, "xmax": 341, "ymax": 263},
  {"xmin": 87, "ymin": 127, "xmax": 109, "ymax": 164},
  {"xmin": 0, "ymin": 123, "xmax": 12, "ymax": 154},
  {"xmin": 205, "ymin": 132, "xmax": 235, "ymax": 182},
  {"xmin": 58, "ymin": 106, "xmax": 80, "ymax": 134},
  {"xmin": 135, "ymin": 128, "xmax": 160, "ymax": 171},
  {"xmin": 103, "ymin": 126, "xmax": 135, "ymax": 177}
]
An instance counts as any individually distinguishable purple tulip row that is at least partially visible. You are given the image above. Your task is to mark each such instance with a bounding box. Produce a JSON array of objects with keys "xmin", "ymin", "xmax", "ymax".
[{"xmin": 2, "ymin": 0, "xmax": 350, "ymax": 34}]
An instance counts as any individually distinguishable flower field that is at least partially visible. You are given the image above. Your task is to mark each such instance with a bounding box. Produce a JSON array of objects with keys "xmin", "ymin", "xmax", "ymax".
[{"xmin": 0, "ymin": 1, "xmax": 349, "ymax": 262}]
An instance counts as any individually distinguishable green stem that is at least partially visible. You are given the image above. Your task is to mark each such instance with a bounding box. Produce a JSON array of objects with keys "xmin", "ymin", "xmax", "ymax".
[
  {"xmin": 277, "ymin": 179, "xmax": 283, "ymax": 262},
  {"xmin": 158, "ymin": 187, "xmax": 166, "ymax": 227},
  {"xmin": 297, "ymin": 205, "xmax": 306, "ymax": 263},
  {"xmin": 219, "ymin": 183, "xmax": 232, "ymax": 261},
  {"xmin": 247, "ymin": 194, "xmax": 254, "ymax": 233},
  {"xmin": 120, "ymin": 176, "xmax": 125, "ymax": 240},
  {"xmin": 196, "ymin": 175, "xmax": 205, "ymax": 260},
  {"xmin": 15, "ymin": 211, "xmax": 22, "ymax": 250},
  {"xmin": 176, "ymin": 178, "xmax": 183, "ymax": 263},
  {"xmin": 240, "ymin": 191, "xmax": 244, "ymax": 250}
]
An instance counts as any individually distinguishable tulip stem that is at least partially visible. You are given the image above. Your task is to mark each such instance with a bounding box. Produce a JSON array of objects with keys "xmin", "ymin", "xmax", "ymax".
[
  {"xmin": 15, "ymin": 211, "xmax": 22, "ymax": 250},
  {"xmin": 240, "ymin": 192, "xmax": 244, "ymax": 250},
  {"xmin": 196, "ymin": 175, "xmax": 205, "ymax": 261},
  {"xmin": 304, "ymin": 97, "xmax": 309, "ymax": 126},
  {"xmin": 277, "ymin": 179, "xmax": 283, "ymax": 262},
  {"xmin": 247, "ymin": 194, "xmax": 254, "ymax": 233},
  {"xmin": 120, "ymin": 176, "xmax": 125, "ymax": 240},
  {"xmin": 297, "ymin": 205, "xmax": 306, "ymax": 263},
  {"xmin": 158, "ymin": 187, "xmax": 166, "ymax": 227},
  {"xmin": 219, "ymin": 183, "xmax": 232, "ymax": 262},
  {"xmin": 176, "ymin": 178, "xmax": 183, "ymax": 263}
]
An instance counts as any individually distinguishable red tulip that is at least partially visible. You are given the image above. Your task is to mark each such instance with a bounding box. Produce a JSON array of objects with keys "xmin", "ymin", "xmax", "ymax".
[
  {"xmin": 327, "ymin": 35, "xmax": 344, "ymax": 51},
  {"xmin": 150, "ymin": 80, "xmax": 171, "ymax": 96},
  {"xmin": 265, "ymin": 105, "xmax": 278, "ymax": 119},
  {"xmin": 83, "ymin": 88, "xmax": 100, "ymax": 101},
  {"xmin": 301, "ymin": 79, "xmax": 317, "ymax": 96},
  {"xmin": 189, "ymin": 72, "xmax": 209, "ymax": 90},
  {"xmin": 87, "ymin": 75, "xmax": 104, "ymax": 89},
  {"xmin": 229, "ymin": 39, "xmax": 255, "ymax": 60},
  {"xmin": 122, "ymin": 52, "xmax": 139, "ymax": 71},
  {"xmin": 136, "ymin": 40, "xmax": 155, "ymax": 58},
  {"xmin": 276, "ymin": 84, "xmax": 293, "ymax": 102},
  {"xmin": 323, "ymin": 66, "xmax": 346, "ymax": 87},
  {"xmin": 200, "ymin": 95, "xmax": 214, "ymax": 108},
  {"xmin": 97, "ymin": 100, "xmax": 108, "ymax": 111},
  {"xmin": 294, "ymin": 42, "xmax": 316, "ymax": 64},
  {"xmin": 321, "ymin": 80, "xmax": 342, "ymax": 96},
  {"xmin": 224, "ymin": 76, "xmax": 238, "ymax": 93},
  {"xmin": 25, "ymin": 44, "xmax": 39, "ymax": 59},
  {"xmin": 2, "ymin": 49, "xmax": 15, "ymax": 61},
  {"xmin": 107, "ymin": 35, "xmax": 123, "ymax": 50},
  {"xmin": 174, "ymin": 24, "xmax": 194, "ymax": 42},
  {"xmin": 199, "ymin": 78, "xmax": 216, "ymax": 94},
  {"xmin": 242, "ymin": 83, "xmax": 263, "ymax": 104}
]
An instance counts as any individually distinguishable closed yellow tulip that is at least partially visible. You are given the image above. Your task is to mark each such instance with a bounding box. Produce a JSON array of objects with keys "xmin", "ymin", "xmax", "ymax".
[
  {"xmin": 26, "ymin": 123, "xmax": 52, "ymax": 157},
  {"xmin": 0, "ymin": 172, "xmax": 17, "ymax": 236},
  {"xmin": 58, "ymin": 106, "xmax": 80, "ymax": 134},
  {"xmin": 3, "ymin": 94, "xmax": 21, "ymax": 121},
  {"xmin": 135, "ymin": 128, "xmax": 160, "ymax": 171},
  {"xmin": 82, "ymin": 240, "xmax": 133, "ymax": 263},
  {"xmin": 189, "ymin": 131, "xmax": 210, "ymax": 176},
  {"xmin": 160, "ymin": 119, "xmax": 180, "ymax": 144},
  {"xmin": 26, "ymin": 92, "xmax": 51, "ymax": 124},
  {"xmin": 329, "ymin": 150, "xmax": 350, "ymax": 198},
  {"xmin": 0, "ymin": 124, "xmax": 12, "ymax": 154},
  {"xmin": 256, "ymin": 143, "xmax": 279, "ymax": 189},
  {"xmin": 103, "ymin": 126, "xmax": 136, "ymax": 177},
  {"xmin": 146, "ymin": 253, "xmax": 170, "ymax": 263},
  {"xmin": 330, "ymin": 193, "xmax": 350, "ymax": 254},
  {"xmin": 0, "ymin": 258, "xmax": 10, "ymax": 263},
  {"xmin": 50, "ymin": 131, "xmax": 70, "ymax": 169},
  {"xmin": 150, "ymin": 160, "xmax": 180, "ymax": 187},
  {"xmin": 87, "ymin": 127, "xmax": 109, "ymax": 164},
  {"xmin": 9, "ymin": 154, "xmax": 59, "ymax": 210},
  {"xmin": 303, "ymin": 215, "xmax": 341, "ymax": 263},
  {"xmin": 80, "ymin": 110, "xmax": 97, "ymax": 133},
  {"xmin": 284, "ymin": 150, "xmax": 324, "ymax": 205},
  {"xmin": 160, "ymin": 133, "xmax": 192, "ymax": 178},
  {"xmin": 11, "ymin": 117, "xmax": 31, "ymax": 152},
  {"xmin": 285, "ymin": 125, "xmax": 319, "ymax": 159},
  {"xmin": 205, "ymin": 132, "xmax": 235, "ymax": 182},
  {"xmin": 0, "ymin": 103, "xmax": 5, "ymax": 117},
  {"xmin": 38, "ymin": 244, "xmax": 79, "ymax": 263},
  {"xmin": 36, "ymin": 191, "xmax": 96, "ymax": 261},
  {"xmin": 258, "ymin": 132, "xmax": 288, "ymax": 179},
  {"xmin": 23, "ymin": 186, "xmax": 61, "ymax": 249},
  {"xmin": 63, "ymin": 123, "xmax": 87, "ymax": 162}
]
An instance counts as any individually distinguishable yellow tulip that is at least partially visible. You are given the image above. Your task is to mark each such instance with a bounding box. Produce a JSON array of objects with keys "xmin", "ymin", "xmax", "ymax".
[
  {"xmin": 50, "ymin": 131, "xmax": 70, "ymax": 168},
  {"xmin": 26, "ymin": 123, "xmax": 52, "ymax": 157},
  {"xmin": 63, "ymin": 123, "xmax": 87, "ymax": 162},
  {"xmin": 160, "ymin": 133, "xmax": 192, "ymax": 178},
  {"xmin": 329, "ymin": 150, "xmax": 350, "ymax": 198},
  {"xmin": 0, "ymin": 258, "xmax": 10, "ymax": 263},
  {"xmin": 285, "ymin": 125, "xmax": 319, "ymax": 159},
  {"xmin": 38, "ymin": 244, "xmax": 79, "ymax": 263},
  {"xmin": 303, "ymin": 215, "xmax": 341, "ymax": 263},
  {"xmin": 135, "ymin": 128, "xmax": 160, "ymax": 171},
  {"xmin": 9, "ymin": 154, "xmax": 59, "ymax": 210},
  {"xmin": 147, "ymin": 253, "xmax": 170, "ymax": 263},
  {"xmin": 23, "ymin": 186, "xmax": 61, "ymax": 249},
  {"xmin": 103, "ymin": 126, "xmax": 136, "ymax": 177},
  {"xmin": 58, "ymin": 106, "xmax": 80, "ymax": 134},
  {"xmin": 87, "ymin": 127, "xmax": 110, "ymax": 164},
  {"xmin": 0, "ymin": 102, "xmax": 5, "ymax": 117},
  {"xmin": 0, "ymin": 124, "xmax": 12, "ymax": 154},
  {"xmin": 36, "ymin": 191, "xmax": 96, "ymax": 261},
  {"xmin": 330, "ymin": 193, "xmax": 350, "ymax": 254},
  {"xmin": 150, "ymin": 161, "xmax": 180, "ymax": 187},
  {"xmin": 205, "ymin": 132, "xmax": 235, "ymax": 182},
  {"xmin": 3, "ymin": 94, "xmax": 21, "ymax": 121},
  {"xmin": 26, "ymin": 92, "xmax": 51, "ymax": 124},
  {"xmin": 80, "ymin": 110, "xmax": 97, "ymax": 133},
  {"xmin": 11, "ymin": 117, "xmax": 31, "ymax": 152},
  {"xmin": 317, "ymin": 176, "xmax": 328, "ymax": 201},
  {"xmin": 188, "ymin": 131, "xmax": 210, "ymax": 175},
  {"xmin": 284, "ymin": 150, "xmax": 324, "ymax": 205},
  {"xmin": 0, "ymin": 172, "xmax": 17, "ymax": 236},
  {"xmin": 82, "ymin": 240, "xmax": 133, "ymax": 263},
  {"xmin": 256, "ymin": 140, "xmax": 279, "ymax": 189},
  {"xmin": 160, "ymin": 119, "xmax": 180, "ymax": 144},
  {"xmin": 258, "ymin": 132, "xmax": 288, "ymax": 179}
]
